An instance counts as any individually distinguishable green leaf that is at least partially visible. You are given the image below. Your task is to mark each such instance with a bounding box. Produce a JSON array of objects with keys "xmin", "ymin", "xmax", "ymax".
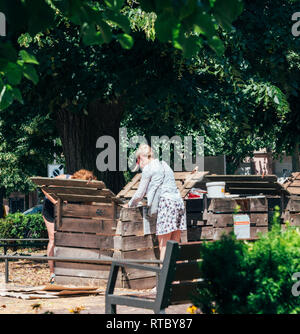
[
  {"xmin": 0, "ymin": 84, "xmax": 14, "ymax": 110},
  {"xmin": 181, "ymin": 35, "xmax": 203, "ymax": 58},
  {"xmin": 5, "ymin": 62, "xmax": 23, "ymax": 85},
  {"xmin": 213, "ymin": 0, "xmax": 243, "ymax": 31},
  {"xmin": 12, "ymin": 87, "xmax": 23, "ymax": 104},
  {"xmin": 23, "ymin": 64, "xmax": 39, "ymax": 85},
  {"xmin": 81, "ymin": 22, "xmax": 104, "ymax": 45},
  {"xmin": 19, "ymin": 50, "xmax": 39, "ymax": 65},
  {"xmin": 105, "ymin": 11, "xmax": 130, "ymax": 34},
  {"xmin": 194, "ymin": 10, "xmax": 216, "ymax": 39},
  {"xmin": 155, "ymin": 13, "xmax": 177, "ymax": 42},
  {"xmin": 97, "ymin": 19, "xmax": 113, "ymax": 44},
  {"xmin": 208, "ymin": 35, "xmax": 225, "ymax": 56},
  {"xmin": 104, "ymin": 0, "xmax": 125, "ymax": 11},
  {"xmin": 116, "ymin": 33, "xmax": 134, "ymax": 49}
]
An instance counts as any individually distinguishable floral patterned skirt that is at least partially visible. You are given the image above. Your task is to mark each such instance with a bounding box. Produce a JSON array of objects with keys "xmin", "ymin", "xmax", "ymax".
[{"xmin": 156, "ymin": 197, "xmax": 187, "ymax": 235}]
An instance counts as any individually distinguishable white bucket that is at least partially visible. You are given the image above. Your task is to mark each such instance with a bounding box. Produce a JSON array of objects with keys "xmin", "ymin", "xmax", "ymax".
[{"xmin": 206, "ymin": 182, "xmax": 226, "ymax": 198}]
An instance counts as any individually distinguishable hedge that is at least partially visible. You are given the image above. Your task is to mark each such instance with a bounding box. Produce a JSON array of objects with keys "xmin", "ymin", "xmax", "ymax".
[{"xmin": 0, "ymin": 213, "xmax": 47, "ymax": 239}]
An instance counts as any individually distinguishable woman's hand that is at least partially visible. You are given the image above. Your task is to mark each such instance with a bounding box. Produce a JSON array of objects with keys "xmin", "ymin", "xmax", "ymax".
[{"xmin": 122, "ymin": 203, "xmax": 129, "ymax": 208}]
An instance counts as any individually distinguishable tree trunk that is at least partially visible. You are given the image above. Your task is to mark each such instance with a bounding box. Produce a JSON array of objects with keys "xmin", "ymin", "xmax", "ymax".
[
  {"xmin": 56, "ymin": 100, "xmax": 125, "ymax": 194},
  {"xmin": 292, "ymin": 142, "xmax": 300, "ymax": 172}
]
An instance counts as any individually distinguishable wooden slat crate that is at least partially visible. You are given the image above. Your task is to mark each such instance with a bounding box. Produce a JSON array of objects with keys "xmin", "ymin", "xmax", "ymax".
[
  {"xmin": 53, "ymin": 201, "xmax": 117, "ymax": 287},
  {"xmin": 185, "ymin": 196, "xmax": 269, "ymax": 241},
  {"xmin": 113, "ymin": 207, "xmax": 159, "ymax": 289},
  {"xmin": 282, "ymin": 196, "xmax": 300, "ymax": 227}
]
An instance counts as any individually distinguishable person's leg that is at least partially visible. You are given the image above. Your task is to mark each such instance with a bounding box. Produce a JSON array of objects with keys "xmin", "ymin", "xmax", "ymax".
[
  {"xmin": 158, "ymin": 232, "xmax": 172, "ymax": 262},
  {"xmin": 158, "ymin": 230, "xmax": 181, "ymax": 261},
  {"xmin": 44, "ymin": 218, "xmax": 55, "ymax": 274},
  {"xmin": 170, "ymin": 230, "xmax": 181, "ymax": 243}
]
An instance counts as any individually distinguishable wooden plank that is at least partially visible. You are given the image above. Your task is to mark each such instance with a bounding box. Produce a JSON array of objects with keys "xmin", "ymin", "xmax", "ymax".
[
  {"xmin": 55, "ymin": 194, "xmax": 112, "ymax": 203},
  {"xmin": 249, "ymin": 197, "xmax": 268, "ymax": 212},
  {"xmin": 225, "ymin": 182, "xmax": 282, "ymax": 189},
  {"xmin": 213, "ymin": 226, "xmax": 268, "ymax": 240},
  {"xmin": 113, "ymin": 235, "xmax": 158, "ymax": 251},
  {"xmin": 31, "ymin": 177, "xmax": 106, "ymax": 189},
  {"xmin": 54, "ymin": 265, "xmax": 111, "ymax": 279},
  {"xmin": 61, "ymin": 203, "xmax": 115, "ymax": 220},
  {"xmin": 207, "ymin": 212, "xmax": 268, "ymax": 227},
  {"xmin": 285, "ymin": 186, "xmax": 300, "ymax": 195},
  {"xmin": 174, "ymin": 172, "xmax": 195, "ymax": 179},
  {"xmin": 131, "ymin": 180, "xmax": 184, "ymax": 190},
  {"xmin": 206, "ymin": 212, "xmax": 233, "ymax": 227},
  {"xmin": 54, "ymin": 246, "xmax": 113, "ymax": 259},
  {"xmin": 113, "ymin": 248, "xmax": 159, "ymax": 261},
  {"xmin": 55, "ymin": 261, "xmax": 111, "ymax": 271},
  {"xmin": 57, "ymin": 217, "xmax": 116, "ymax": 234},
  {"xmin": 187, "ymin": 225, "xmax": 213, "ymax": 241},
  {"xmin": 285, "ymin": 198, "xmax": 300, "ymax": 212},
  {"xmin": 208, "ymin": 198, "xmax": 242, "ymax": 213},
  {"xmin": 229, "ymin": 188, "xmax": 285, "ymax": 195},
  {"xmin": 178, "ymin": 242, "xmax": 203, "ymax": 261},
  {"xmin": 54, "ymin": 275, "xmax": 107, "ymax": 287},
  {"xmin": 285, "ymin": 180, "xmax": 300, "ymax": 187},
  {"xmin": 117, "ymin": 174, "xmax": 141, "ymax": 198},
  {"xmin": 119, "ymin": 207, "xmax": 143, "ymax": 222},
  {"xmin": 282, "ymin": 212, "xmax": 300, "ymax": 226},
  {"xmin": 43, "ymin": 186, "xmax": 114, "ymax": 198},
  {"xmin": 121, "ymin": 267, "xmax": 157, "ymax": 281},
  {"xmin": 115, "ymin": 219, "xmax": 156, "ymax": 237},
  {"xmin": 55, "ymin": 232, "xmax": 114, "ymax": 250},
  {"xmin": 120, "ymin": 276, "xmax": 156, "ymax": 290},
  {"xmin": 170, "ymin": 281, "xmax": 203, "ymax": 304},
  {"xmin": 250, "ymin": 213, "xmax": 268, "ymax": 226},
  {"xmin": 174, "ymin": 260, "xmax": 202, "ymax": 281},
  {"xmin": 204, "ymin": 175, "xmax": 278, "ymax": 182}
]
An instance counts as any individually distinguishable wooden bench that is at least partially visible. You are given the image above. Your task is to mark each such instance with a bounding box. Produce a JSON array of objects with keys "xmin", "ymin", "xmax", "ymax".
[{"xmin": 105, "ymin": 240, "xmax": 203, "ymax": 314}]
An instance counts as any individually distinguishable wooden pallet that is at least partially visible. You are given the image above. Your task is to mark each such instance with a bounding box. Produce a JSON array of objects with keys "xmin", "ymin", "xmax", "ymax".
[{"xmin": 186, "ymin": 197, "xmax": 269, "ymax": 241}]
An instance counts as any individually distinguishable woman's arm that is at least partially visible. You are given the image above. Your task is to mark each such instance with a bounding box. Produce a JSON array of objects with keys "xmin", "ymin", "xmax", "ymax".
[
  {"xmin": 128, "ymin": 170, "xmax": 151, "ymax": 208},
  {"xmin": 42, "ymin": 188, "xmax": 58, "ymax": 205}
]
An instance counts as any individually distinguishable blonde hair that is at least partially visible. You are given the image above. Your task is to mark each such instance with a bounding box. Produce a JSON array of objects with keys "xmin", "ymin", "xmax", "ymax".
[
  {"xmin": 135, "ymin": 143, "xmax": 154, "ymax": 159},
  {"xmin": 72, "ymin": 169, "xmax": 97, "ymax": 181}
]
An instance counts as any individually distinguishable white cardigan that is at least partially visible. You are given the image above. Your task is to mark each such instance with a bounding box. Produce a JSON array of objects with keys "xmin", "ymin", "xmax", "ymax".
[{"xmin": 128, "ymin": 159, "xmax": 182, "ymax": 208}]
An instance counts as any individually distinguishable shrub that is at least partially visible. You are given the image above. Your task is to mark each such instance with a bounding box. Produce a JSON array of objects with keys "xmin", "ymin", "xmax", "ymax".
[
  {"xmin": 0, "ymin": 213, "xmax": 47, "ymax": 239},
  {"xmin": 193, "ymin": 225, "xmax": 300, "ymax": 314}
]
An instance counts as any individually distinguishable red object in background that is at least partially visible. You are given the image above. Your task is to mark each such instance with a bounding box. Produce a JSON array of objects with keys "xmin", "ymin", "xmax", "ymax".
[
  {"xmin": 188, "ymin": 193, "xmax": 201, "ymax": 198},
  {"xmin": 187, "ymin": 188, "xmax": 207, "ymax": 199}
]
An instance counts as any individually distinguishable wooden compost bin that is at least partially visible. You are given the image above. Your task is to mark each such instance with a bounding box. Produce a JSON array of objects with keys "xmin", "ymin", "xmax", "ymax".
[
  {"xmin": 186, "ymin": 197, "xmax": 269, "ymax": 241},
  {"xmin": 31, "ymin": 177, "xmax": 161, "ymax": 289},
  {"xmin": 119, "ymin": 172, "xmax": 300, "ymax": 243},
  {"xmin": 31, "ymin": 172, "xmax": 300, "ymax": 288}
]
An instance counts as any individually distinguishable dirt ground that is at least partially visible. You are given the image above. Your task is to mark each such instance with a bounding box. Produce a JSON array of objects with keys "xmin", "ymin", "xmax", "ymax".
[{"xmin": 0, "ymin": 248, "xmax": 191, "ymax": 314}]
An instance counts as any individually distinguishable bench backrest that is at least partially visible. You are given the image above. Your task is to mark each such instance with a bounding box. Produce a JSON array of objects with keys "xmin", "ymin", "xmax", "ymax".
[{"xmin": 156, "ymin": 241, "xmax": 203, "ymax": 310}]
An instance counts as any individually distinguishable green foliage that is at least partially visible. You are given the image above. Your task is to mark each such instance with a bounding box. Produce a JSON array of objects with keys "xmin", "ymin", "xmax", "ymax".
[
  {"xmin": 245, "ymin": 227, "xmax": 300, "ymax": 314},
  {"xmin": 0, "ymin": 0, "xmax": 244, "ymax": 110},
  {"xmin": 0, "ymin": 213, "xmax": 47, "ymax": 239},
  {"xmin": 194, "ymin": 225, "xmax": 300, "ymax": 314}
]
